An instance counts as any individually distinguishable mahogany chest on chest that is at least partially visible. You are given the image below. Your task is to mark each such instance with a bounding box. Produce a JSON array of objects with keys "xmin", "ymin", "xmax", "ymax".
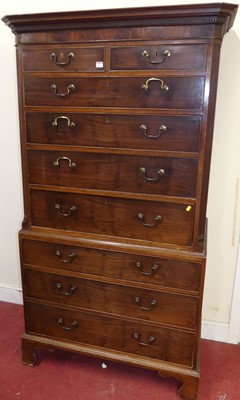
[{"xmin": 3, "ymin": 3, "xmax": 238, "ymax": 399}]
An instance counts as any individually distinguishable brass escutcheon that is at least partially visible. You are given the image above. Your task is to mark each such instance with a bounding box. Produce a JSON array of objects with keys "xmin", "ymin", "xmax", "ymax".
[
  {"xmin": 52, "ymin": 115, "xmax": 75, "ymax": 128},
  {"xmin": 51, "ymin": 83, "xmax": 75, "ymax": 97},
  {"xmin": 141, "ymin": 49, "xmax": 171, "ymax": 64},
  {"xmin": 50, "ymin": 51, "xmax": 74, "ymax": 66},
  {"xmin": 141, "ymin": 78, "xmax": 169, "ymax": 92}
]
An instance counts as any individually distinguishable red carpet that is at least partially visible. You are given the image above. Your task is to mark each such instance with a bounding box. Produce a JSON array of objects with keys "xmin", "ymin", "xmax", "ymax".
[{"xmin": 0, "ymin": 301, "xmax": 240, "ymax": 400}]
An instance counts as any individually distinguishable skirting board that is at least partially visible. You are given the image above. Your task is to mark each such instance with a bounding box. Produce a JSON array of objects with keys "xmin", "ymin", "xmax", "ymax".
[
  {"xmin": 0, "ymin": 285, "xmax": 23, "ymax": 305},
  {"xmin": 0, "ymin": 286, "xmax": 234, "ymax": 344},
  {"xmin": 201, "ymin": 320, "xmax": 229, "ymax": 343}
]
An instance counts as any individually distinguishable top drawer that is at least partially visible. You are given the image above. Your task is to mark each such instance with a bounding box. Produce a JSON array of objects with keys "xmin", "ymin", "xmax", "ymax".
[
  {"xmin": 110, "ymin": 43, "xmax": 207, "ymax": 71},
  {"xmin": 22, "ymin": 43, "xmax": 207, "ymax": 72},
  {"xmin": 22, "ymin": 47, "xmax": 105, "ymax": 72}
]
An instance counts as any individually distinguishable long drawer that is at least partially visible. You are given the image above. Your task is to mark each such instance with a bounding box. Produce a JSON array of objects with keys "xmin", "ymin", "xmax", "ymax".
[
  {"xmin": 23, "ymin": 268, "xmax": 198, "ymax": 329},
  {"xmin": 28, "ymin": 150, "xmax": 198, "ymax": 198},
  {"xmin": 23, "ymin": 76, "xmax": 205, "ymax": 109},
  {"xmin": 25, "ymin": 112, "xmax": 201, "ymax": 152},
  {"xmin": 25, "ymin": 301, "xmax": 196, "ymax": 367},
  {"xmin": 21, "ymin": 239, "xmax": 202, "ymax": 293},
  {"xmin": 30, "ymin": 190, "xmax": 195, "ymax": 246}
]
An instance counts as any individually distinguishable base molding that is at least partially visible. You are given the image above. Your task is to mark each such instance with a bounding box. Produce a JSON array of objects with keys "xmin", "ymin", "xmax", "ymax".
[
  {"xmin": 0, "ymin": 286, "xmax": 235, "ymax": 344},
  {"xmin": 22, "ymin": 332, "xmax": 200, "ymax": 400}
]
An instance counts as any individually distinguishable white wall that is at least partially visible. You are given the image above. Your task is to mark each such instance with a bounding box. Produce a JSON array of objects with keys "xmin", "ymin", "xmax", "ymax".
[{"xmin": 1, "ymin": 0, "xmax": 240, "ymax": 341}]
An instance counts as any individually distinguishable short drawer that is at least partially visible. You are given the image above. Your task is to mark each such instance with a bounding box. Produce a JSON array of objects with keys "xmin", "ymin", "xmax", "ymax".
[
  {"xmin": 110, "ymin": 43, "xmax": 207, "ymax": 71},
  {"xmin": 24, "ymin": 76, "xmax": 205, "ymax": 110},
  {"xmin": 22, "ymin": 239, "xmax": 202, "ymax": 293},
  {"xmin": 30, "ymin": 190, "xmax": 195, "ymax": 246},
  {"xmin": 28, "ymin": 150, "xmax": 198, "ymax": 198},
  {"xmin": 23, "ymin": 269, "xmax": 199, "ymax": 329},
  {"xmin": 22, "ymin": 47, "xmax": 105, "ymax": 72},
  {"xmin": 26, "ymin": 112, "xmax": 201, "ymax": 153},
  {"xmin": 25, "ymin": 301, "xmax": 196, "ymax": 367}
]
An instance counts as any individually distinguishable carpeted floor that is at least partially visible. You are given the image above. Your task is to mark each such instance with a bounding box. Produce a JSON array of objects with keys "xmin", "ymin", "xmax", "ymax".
[{"xmin": 0, "ymin": 301, "xmax": 239, "ymax": 400}]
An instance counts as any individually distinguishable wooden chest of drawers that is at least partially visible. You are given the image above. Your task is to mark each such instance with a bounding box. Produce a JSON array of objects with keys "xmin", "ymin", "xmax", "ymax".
[{"xmin": 3, "ymin": 3, "xmax": 238, "ymax": 400}]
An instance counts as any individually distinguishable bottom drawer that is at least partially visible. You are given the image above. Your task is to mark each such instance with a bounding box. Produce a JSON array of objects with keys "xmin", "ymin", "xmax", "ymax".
[{"xmin": 25, "ymin": 301, "xmax": 195, "ymax": 367}]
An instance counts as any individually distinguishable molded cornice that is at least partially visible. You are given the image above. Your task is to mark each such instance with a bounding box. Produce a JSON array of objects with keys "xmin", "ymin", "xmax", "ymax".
[{"xmin": 2, "ymin": 3, "xmax": 238, "ymax": 35}]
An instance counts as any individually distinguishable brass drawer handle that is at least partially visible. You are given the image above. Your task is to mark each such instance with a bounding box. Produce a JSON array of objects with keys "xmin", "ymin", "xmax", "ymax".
[
  {"xmin": 57, "ymin": 317, "xmax": 78, "ymax": 331},
  {"xmin": 53, "ymin": 157, "xmax": 76, "ymax": 169},
  {"xmin": 51, "ymin": 83, "xmax": 75, "ymax": 97},
  {"xmin": 52, "ymin": 116, "xmax": 75, "ymax": 128},
  {"xmin": 56, "ymin": 282, "xmax": 77, "ymax": 296},
  {"xmin": 141, "ymin": 78, "xmax": 169, "ymax": 92},
  {"xmin": 55, "ymin": 250, "xmax": 76, "ymax": 263},
  {"xmin": 140, "ymin": 124, "xmax": 167, "ymax": 138},
  {"xmin": 135, "ymin": 262, "xmax": 159, "ymax": 276},
  {"xmin": 133, "ymin": 332, "xmax": 155, "ymax": 346},
  {"xmin": 139, "ymin": 167, "xmax": 165, "ymax": 182},
  {"xmin": 137, "ymin": 213, "xmax": 162, "ymax": 227},
  {"xmin": 134, "ymin": 296, "xmax": 157, "ymax": 311},
  {"xmin": 142, "ymin": 49, "xmax": 171, "ymax": 64},
  {"xmin": 55, "ymin": 204, "xmax": 77, "ymax": 217},
  {"xmin": 50, "ymin": 51, "xmax": 74, "ymax": 66}
]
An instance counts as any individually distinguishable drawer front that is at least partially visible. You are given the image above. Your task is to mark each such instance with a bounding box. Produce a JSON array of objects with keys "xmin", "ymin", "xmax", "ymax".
[
  {"xmin": 110, "ymin": 44, "xmax": 207, "ymax": 71},
  {"xmin": 23, "ymin": 47, "xmax": 105, "ymax": 72},
  {"xmin": 25, "ymin": 301, "xmax": 195, "ymax": 366},
  {"xmin": 22, "ymin": 240, "xmax": 202, "ymax": 293},
  {"xmin": 24, "ymin": 76, "xmax": 205, "ymax": 109},
  {"xmin": 28, "ymin": 150, "xmax": 198, "ymax": 198},
  {"xmin": 26, "ymin": 112, "xmax": 201, "ymax": 153},
  {"xmin": 30, "ymin": 190, "xmax": 195, "ymax": 246},
  {"xmin": 23, "ymin": 269, "xmax": 198, "ymax": 329}
]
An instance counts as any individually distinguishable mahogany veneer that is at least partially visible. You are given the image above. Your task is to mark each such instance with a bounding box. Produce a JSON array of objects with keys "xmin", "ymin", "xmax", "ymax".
[{"xmin": 3, "ymin": 3, "xmax": 238, "ymax": 399}]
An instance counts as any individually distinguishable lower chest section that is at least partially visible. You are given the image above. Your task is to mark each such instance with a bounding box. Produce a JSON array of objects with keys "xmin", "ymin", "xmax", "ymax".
[{"xmin": 21, "ymin": 236, "xmax": 205, "ymax": 369}]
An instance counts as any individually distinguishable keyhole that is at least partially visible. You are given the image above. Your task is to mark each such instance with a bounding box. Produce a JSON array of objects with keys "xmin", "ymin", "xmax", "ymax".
[{"xmin": 155, "ymin": 51, "xmax": 158, "ymax": 56}]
